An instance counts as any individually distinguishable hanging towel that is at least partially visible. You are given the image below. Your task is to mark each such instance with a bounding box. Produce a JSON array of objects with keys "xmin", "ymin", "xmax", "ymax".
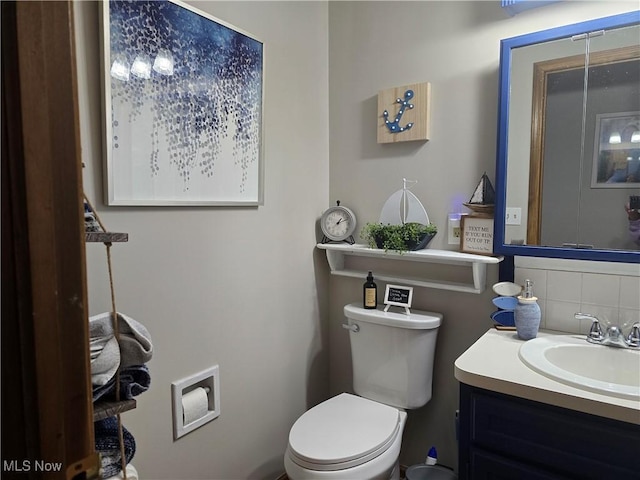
[
  {"xmin": 90, "ymin": 312, "xmax": 153, "ymax": 387},
  {"xmin": 94, "ymin": 416, "xmax": 136, "ymax": 478},
  {"xmin": 104, "ymin": 463, "xmax": 138, "ymax": 480},
  {"xmin": 90, "ymin": 335, "xmax": 121, "ymax": 387},
  {"xmin": 93, "ymin": 364, "xmax": 151, "ymax": 402}
]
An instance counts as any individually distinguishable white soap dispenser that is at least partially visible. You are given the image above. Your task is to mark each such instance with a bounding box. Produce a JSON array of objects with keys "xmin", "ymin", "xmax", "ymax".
[{"xmin": 514, "ymin": 279, "xmax": 541, "ymax": 340}]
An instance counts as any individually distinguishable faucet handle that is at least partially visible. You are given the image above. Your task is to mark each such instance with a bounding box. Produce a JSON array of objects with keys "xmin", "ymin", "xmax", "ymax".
[
  {"xmin": 588, "ymin": 321, "xmax": 604, "ymax": 341},
  {"xmin": 576, "ymin": 313, "xmax": 604, "ymax": 342},
  {"xmin": 627, "ymin": 323, "xmax": 640, "ymax": 347}
]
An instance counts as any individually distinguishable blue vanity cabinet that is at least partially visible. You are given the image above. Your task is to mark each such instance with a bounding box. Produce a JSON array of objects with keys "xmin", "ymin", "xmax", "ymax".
[{"xmin": 458, "ymin": 383, "xmax": 640, "ymax": 480}]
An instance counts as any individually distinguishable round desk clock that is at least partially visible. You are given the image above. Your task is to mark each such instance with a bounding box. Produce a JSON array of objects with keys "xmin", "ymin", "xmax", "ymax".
[{"xmin": 320, "ymin": 201, "xmax": 356, "ymax": 244}]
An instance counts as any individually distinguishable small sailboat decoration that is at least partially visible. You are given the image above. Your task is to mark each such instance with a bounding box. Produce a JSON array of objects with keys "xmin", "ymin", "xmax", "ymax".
[
  {"xmin": 463, "ymin": 172, "xmax": 495, "ymax": 214},
  {"xmin": 379, "ymin": 178, "xmax": 430, "ymax": 225}
]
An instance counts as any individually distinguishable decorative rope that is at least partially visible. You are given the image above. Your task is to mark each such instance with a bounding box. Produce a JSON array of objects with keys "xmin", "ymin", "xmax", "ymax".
[{"xmin": 85, "ymin": 193, "xmax": 128, "ymax": 480}]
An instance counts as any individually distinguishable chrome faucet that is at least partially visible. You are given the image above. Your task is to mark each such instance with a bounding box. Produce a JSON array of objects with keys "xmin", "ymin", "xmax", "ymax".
[{"xmin": 575, "ymin": 313, "xmax": 640, "ymax": 349}]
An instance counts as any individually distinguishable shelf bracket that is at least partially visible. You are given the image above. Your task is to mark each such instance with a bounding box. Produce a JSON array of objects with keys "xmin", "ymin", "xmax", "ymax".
[
  {"xmin": 326, "ymin": 248, "xmax": 345, "ymax": 272},
  {"xmin": 472, "ymin": 262, "xmax": 487, "ymax": 294}
]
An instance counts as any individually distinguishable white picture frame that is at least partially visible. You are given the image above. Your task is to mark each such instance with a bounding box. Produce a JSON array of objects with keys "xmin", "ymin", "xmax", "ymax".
[{"xmin": 101, "ymin": 0, "xmax": 264, "ymax": 206}]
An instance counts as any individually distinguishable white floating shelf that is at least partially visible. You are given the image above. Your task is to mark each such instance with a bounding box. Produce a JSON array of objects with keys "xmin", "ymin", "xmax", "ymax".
[{"xmin": 317, "ymin": 243, "xmax": 503, "ymax": 294}]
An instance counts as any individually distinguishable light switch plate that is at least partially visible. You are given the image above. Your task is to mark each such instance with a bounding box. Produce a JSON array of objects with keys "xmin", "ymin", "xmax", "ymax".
[{"xmin": 506, "ymin": 207, "xmax": 521, "ymax": 225}]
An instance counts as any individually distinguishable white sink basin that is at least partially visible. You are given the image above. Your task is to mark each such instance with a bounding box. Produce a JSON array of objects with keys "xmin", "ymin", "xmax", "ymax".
[{"xmin": 519, "ymin": 335, "xmax": 640, "ymax": 400}]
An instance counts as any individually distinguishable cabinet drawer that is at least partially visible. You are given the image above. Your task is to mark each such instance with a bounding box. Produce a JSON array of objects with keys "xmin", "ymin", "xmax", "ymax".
[
  {"xmin": 469, "ymin": 447, "xmax": 564, "ymax": 480},
  {"xmin": 465, "ymin": 386, "xmax": 640, "ymax": 479}
]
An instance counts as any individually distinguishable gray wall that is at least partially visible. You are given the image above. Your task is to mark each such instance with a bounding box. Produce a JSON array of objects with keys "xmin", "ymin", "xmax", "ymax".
[
  {"xmin": 327, "ymin": 0, "xmax": 637, "ymax": 471},
  {"xmin": 76, "ymin": 1, "xmax": 637, "ymax": 478},
  {"xmin": 76, "ymin": 2, "xmax": 329, "ymax": 479}
]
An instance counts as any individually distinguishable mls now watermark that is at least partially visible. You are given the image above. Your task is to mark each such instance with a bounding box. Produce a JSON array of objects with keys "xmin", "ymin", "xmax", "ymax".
[{"xmin": 3, "ymin": 460, "xmax": 63, "ymax": 473}]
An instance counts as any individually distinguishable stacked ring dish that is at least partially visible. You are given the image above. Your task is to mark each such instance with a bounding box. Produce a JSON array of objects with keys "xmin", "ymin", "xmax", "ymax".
[{"xmin": 490, "ymin": 291, "xmax": 519, "ymax": 330}]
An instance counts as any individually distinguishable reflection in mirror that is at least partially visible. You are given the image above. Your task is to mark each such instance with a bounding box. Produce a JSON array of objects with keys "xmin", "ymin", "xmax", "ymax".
[
  {"xmin": 495, "ymin": 11, "xmax": 640, "ymax": 263},
  {"xmin": 592, "ymin": 112, "xmax": 639, "ymax": 187},
  {"xmin": 532, "ymin": 46, "xmax": 640, "ymax": 248}
]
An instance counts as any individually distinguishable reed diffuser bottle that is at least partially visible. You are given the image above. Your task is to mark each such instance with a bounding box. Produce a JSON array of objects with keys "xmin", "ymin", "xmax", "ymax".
[{"xmin": 363, "ymin": 271, "xmax": 377, "ymax": 309}]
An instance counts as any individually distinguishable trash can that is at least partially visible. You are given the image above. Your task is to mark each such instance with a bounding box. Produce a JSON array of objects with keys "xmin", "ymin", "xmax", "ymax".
[{"xmin": 405, "ymin": 464, "xmax": 457, "ymax": 480}]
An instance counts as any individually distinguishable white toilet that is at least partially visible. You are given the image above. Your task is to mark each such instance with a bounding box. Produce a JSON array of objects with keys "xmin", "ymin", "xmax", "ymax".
[{"xmin": 284, "ymin": 303, "xmax": 442, "ymax": 480}]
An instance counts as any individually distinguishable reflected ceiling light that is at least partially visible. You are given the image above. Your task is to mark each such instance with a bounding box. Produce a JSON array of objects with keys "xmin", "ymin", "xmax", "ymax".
[
  {"xmin": 631, "ymin": 130, "xmax": 640, "ymax": 143},
  {"xmin": 153, "ymin": 49, "xmax": 174, "ymax": 76},
  {"xmin": 609, "ymin": 132, "xmax": 622, "ymax": 144},
  {"xmin": 110, "ymin": 54, "xmax": 130, "ymax": 81},
  {"xmin": 131, "ymin": 54, "xmax": 152, "ymax": 79}
]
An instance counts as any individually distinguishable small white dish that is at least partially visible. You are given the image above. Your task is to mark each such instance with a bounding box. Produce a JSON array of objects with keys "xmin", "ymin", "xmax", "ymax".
[{"xmin": 492, "ymin": 281, "xmax": 522, "ymax": 297}]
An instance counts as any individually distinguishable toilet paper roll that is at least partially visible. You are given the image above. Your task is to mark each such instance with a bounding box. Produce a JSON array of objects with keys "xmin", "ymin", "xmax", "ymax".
[{"xmin": 182, "ymin": 387, "xmax": 209, "ymax": 425}]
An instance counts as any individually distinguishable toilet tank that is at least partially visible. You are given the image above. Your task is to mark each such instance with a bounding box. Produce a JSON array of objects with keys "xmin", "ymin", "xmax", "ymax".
[{"xmin": 343, "ymin": 303, "xmax": 442, "ymax": 410}]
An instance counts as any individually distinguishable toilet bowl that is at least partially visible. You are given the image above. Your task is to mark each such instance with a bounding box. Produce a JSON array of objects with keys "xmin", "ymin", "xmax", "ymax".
[
  {"xmin": 284, "ymin": 304, "xmax": 442, "ymax": 480},
  {"xmin": 284, "ymin": 393, "xmax": 407, "ymax": 480}
]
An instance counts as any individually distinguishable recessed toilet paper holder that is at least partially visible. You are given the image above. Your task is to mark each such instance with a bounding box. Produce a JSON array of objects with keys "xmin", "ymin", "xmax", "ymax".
[{"xmin": 171, "ymin": 365, "xmax": 221, "ymax": 440}]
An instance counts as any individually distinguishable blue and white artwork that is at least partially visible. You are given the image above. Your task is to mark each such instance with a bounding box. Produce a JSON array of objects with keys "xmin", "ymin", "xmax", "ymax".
[{"xmin": 104, "ymin": 0, "xmax": 263, "ymax": 205}]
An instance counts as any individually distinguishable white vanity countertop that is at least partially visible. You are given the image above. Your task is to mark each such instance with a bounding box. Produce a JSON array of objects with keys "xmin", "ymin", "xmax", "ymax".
[{"xmin": 454, "ymin": 329, "xmax": 640, "ymax": 425}]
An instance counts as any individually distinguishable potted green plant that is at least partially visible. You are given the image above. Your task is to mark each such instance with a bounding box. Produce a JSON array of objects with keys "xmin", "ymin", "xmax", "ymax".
[{"xmin": 360, "ymin": 222, "xmax": 438, "ymax": 253}]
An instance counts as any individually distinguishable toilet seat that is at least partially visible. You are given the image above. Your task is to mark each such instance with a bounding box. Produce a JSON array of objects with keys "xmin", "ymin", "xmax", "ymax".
[{"xmin": 287, "ymin": 393, "xmax": 401, "ymax": 471}]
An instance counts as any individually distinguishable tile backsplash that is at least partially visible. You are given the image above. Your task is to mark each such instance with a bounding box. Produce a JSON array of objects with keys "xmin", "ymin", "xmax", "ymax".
[{"xmin": 514, "ymin": 257, "xmax": 640, "ymax": 335}]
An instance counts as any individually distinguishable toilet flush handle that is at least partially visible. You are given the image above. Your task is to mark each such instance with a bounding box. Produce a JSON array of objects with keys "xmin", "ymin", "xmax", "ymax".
[{"xmin": 342, "ymin": 323, "xmax": 360, "ymax": 333}]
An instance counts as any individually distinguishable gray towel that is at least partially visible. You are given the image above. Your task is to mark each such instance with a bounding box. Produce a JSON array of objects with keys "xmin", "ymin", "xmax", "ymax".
[{"xmin": 90, "ymin": 312, "xmax": 153, "ymax": 387}]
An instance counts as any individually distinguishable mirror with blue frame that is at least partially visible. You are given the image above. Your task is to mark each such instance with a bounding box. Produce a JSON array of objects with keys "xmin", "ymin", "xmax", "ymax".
[{"xmin": 495, "ymin": 11, "xmax": 640, "ymax": 263}]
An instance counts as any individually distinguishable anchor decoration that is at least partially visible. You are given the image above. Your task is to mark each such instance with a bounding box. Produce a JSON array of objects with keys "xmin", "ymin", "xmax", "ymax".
[
  {"xmin": 377, "ymin": 82, "xmax": 431, "ymax": 143},
  {"xmin": 383, "ymin": 90, "xmax": 415, "ymax": 133}
]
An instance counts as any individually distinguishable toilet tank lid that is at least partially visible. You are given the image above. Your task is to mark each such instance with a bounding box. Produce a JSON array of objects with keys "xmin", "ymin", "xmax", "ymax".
[{"xmin": 344, "ymin": 304, "xmax": 442, "ymax": 329}]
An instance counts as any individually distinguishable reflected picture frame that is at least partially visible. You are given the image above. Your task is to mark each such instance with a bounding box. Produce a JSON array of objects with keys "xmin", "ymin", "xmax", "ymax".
[
  {"xmin": 591, "ymin": 111, "xmax": 640, "ymax": 189},
  {"xmin": 101, "ymin": 0, "xmax": 264, "ymax": 206}
]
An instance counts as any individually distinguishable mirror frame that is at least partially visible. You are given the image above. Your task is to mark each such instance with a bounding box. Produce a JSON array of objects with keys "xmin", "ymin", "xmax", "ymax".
[{"xmin": 495, "ymin": 11, "xmax": 640, "ymax": 263}]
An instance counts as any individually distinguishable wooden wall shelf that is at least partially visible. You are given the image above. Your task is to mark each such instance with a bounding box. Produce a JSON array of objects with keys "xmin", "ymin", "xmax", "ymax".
[
  {"xmin": 93, "ymin": 399, "xmax": 137, "ymax": 421},
  {"xmin": 317, "ymin": 243, "xmax": 503, "ymax": 294},
  {"xmin": 85, "ymin": 232, "xmax": 128, "ymax": 243}
]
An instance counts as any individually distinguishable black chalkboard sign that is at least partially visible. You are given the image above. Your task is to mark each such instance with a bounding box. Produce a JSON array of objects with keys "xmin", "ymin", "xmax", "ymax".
[{"xmin": 383, "ymin": 284, "xmax": 413, "ymax": 309}]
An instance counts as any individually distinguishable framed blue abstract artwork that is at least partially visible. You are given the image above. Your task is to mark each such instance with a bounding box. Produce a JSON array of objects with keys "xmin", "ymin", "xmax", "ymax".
[{"xmin": 101, "ymin": 0, "xmax": 264, "ymax": 205}]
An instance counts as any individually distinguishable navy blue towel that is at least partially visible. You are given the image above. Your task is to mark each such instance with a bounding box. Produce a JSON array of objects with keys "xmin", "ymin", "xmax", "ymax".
[
  {"xmin": 93, "ymin": 364, "xmax": 151, "ymax": 402},
  {"xmin": 94, "ymin": 416, "xmax": 136, "ymax": 478}
]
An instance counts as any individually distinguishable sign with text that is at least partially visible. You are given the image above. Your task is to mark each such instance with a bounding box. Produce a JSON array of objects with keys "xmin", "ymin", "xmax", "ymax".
[
  {"xmin": 461, "ymin": 216, "xmax": 494, "ymax": 255},
  {"xmin": 383, "ymin": 284, "xmax": 413, "ymax": 314}
]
